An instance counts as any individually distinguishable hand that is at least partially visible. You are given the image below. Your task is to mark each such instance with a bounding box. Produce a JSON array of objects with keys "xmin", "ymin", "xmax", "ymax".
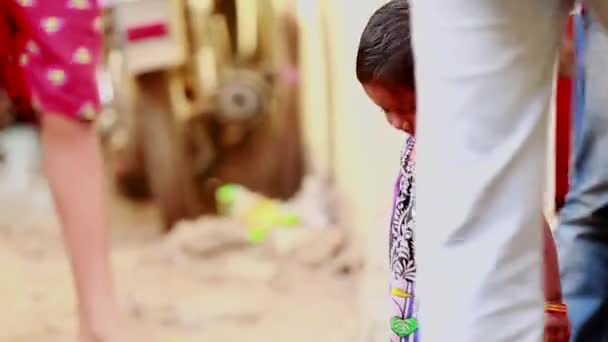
[{"xmin": 544, "ymin": 311, "xmax": 571, "ymax": 342}]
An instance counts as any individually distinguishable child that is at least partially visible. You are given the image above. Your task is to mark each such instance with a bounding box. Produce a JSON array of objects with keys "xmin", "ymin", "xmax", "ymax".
[
  {"xmin": 1, "ymin": 1, "xmax": 146, "ymax": 341},
  {"xmin": 356, "ymin": 1, "xmax": 571, "ymax": 341}
]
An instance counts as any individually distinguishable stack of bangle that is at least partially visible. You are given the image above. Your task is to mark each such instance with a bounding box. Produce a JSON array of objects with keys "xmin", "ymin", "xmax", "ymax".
[{"xmin": 545, "ymin": 302, "xmax": 568, "ymax": 314}]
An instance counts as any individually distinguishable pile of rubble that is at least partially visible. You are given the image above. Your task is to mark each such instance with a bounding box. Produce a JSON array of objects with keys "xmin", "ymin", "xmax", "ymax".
[
  {"xmin": 129, "ymin": 216, "xmax": 361, "ymax": 330},
  {"xmin": 123, "ymin": 178, "xmax": 363, "ymax": 333},
  {"xmin": 161, "ymin": 216, "xmax": 357, "ymax": 275},
  {"xmin": 162, "ymin": 176, "xmax": 362, "ymax": 274}
]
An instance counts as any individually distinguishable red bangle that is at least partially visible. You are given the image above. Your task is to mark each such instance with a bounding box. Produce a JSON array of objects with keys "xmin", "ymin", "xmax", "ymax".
[{"xmin": 544, "ymin": 302, "xmax": 568, "ymax": 314}]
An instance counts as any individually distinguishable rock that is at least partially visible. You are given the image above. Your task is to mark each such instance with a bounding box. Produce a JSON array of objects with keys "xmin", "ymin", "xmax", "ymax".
[
  {"xmin": 151, "ymin": 286, "xmax": 268, "ymax": 329},
  {"xmin": 290, "ymin": 228, "xmax": 347, "ymax": 268},
  {"xmin": 286, "ymin": 176, "xmax": 332, "ymax": 228},
  {"xmin": 266, "ymin": 228, "xmax": 313, "ymax": 257},
  {"xmin": 165, "ymin": 217, "xmax": 250, "ymax": 259},
  {"xmin": 325, "ymin": 242, "xmax": 364, "ymax": 275},
  {"xmin": 176, "ymin": 296, "xmax": 264, "ymax": 326},
  {"xmin": 221, "ymin": 255, "xmax": 278, "ymax": 282}
]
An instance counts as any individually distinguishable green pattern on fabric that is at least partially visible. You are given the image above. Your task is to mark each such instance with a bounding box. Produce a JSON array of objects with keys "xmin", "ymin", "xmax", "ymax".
[{"xmin": 390, "ymin": 316, "xmax": 418, "ymax": 337}]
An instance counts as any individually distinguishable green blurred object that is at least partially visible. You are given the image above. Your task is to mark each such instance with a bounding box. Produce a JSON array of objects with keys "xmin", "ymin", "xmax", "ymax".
[
  {"xmin": 216, "ymin": 183, "xmax": 300, "ymax": 243},
  {"xmin": 390, "ymin": 316, "xmax": 418, "ymax": 337},
  {"xmin": 216, "ymin": 183, "xmax": 238, "ymax": 214}
]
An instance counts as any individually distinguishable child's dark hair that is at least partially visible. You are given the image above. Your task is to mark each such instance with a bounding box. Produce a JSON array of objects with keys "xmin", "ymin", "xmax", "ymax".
[{"xmin": 356, "ymin": 0, "xmax": 414, "ymax": 90}]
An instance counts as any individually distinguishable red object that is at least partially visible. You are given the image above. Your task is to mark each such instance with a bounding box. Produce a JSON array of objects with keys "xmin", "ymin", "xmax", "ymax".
[
  {"xmin": 126, "ymin": 22, "xmax": 168, "ymax": 42},
  {"xmin": 0, "ymin": 0, "xmax": 31, "ymax": 113},
  {"xmin": 554, "ymin": 16, "xmax": 574, "ymax": 211},
  {"xmin": 0, "ymin": 0, "xmax": 102, "ymax": 122}
]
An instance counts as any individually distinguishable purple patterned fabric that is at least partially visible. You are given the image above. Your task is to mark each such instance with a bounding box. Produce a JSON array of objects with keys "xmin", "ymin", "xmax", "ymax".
[{"xmin": 388, "ymin": 136, "xmax": 419, "ymax": 342}]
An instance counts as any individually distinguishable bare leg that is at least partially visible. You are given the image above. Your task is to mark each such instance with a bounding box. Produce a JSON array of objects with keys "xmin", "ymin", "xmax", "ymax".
[
  {"xmin": 543, "ymin": 220, "xmax": 562, "ymax": 303},
  {"xmin": 41, "ymin": 114, "xmax": 140, "ymax": 341}
]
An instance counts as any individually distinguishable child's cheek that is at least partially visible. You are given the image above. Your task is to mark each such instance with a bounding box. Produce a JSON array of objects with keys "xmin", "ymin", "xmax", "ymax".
[{"xmin": 386, "ymin": 113, "xmax": 402, "ymax": 130}]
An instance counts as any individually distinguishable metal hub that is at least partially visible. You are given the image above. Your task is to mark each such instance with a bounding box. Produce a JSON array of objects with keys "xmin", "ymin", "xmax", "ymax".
[{"xmin": 216, "ymin": 80, "xmax": 263, "ymax": 121}]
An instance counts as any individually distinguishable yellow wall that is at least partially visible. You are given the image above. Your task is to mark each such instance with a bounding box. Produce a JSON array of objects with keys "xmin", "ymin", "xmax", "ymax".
[
  {"xmin": 297, "ymin": 0, "xmax": 404, "ymax": 237},
  {"xmin": 304, "ymin": 3, "xmax": 403, "ymax": 338},
  {"xmin": 296, "ymin": 0, "xmax": 332, "ymax": 179}
]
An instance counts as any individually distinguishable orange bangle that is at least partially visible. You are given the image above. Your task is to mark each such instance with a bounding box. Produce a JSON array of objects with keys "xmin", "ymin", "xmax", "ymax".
[{"xmin": 544, "ymin": 302, "xmax": 568, "ymax": 313}]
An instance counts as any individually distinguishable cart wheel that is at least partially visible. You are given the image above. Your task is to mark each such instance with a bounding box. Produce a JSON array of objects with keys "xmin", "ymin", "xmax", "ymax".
[{"xmin": 134, "ymin": 71, "xmax": 201, "ymax": 231}]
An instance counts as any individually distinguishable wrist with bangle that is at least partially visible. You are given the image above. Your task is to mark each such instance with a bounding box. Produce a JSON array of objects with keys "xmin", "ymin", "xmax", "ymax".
[{"xmin": 545, "ymin": 302, "xmax": 568, "ymax": 314}]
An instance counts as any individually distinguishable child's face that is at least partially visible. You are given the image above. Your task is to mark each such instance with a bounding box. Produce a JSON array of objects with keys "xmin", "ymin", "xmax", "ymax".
[{"xmin": 363, "ymin": 82, "xmax": 416, "ymax": 135}]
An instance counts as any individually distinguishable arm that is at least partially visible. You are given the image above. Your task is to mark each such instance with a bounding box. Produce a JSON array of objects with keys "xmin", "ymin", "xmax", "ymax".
[
  {"xmin": 543, "ymin": 219, "xmax": 571, "ymax": 341},
  {"xmin": 543, "ymin": 219, "xmax": 563, "ymax": 303}
]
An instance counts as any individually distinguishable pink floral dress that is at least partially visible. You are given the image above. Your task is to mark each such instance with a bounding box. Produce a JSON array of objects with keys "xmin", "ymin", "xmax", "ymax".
[{"xmin": 0, "ymin": 0, "xmax": 102, "ymax": 121}]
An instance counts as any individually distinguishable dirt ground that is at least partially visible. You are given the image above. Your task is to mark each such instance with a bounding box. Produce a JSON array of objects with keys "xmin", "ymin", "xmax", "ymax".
[{"xmin": 0, "ymin": 126, "xmax": 363, "ymax": 342}]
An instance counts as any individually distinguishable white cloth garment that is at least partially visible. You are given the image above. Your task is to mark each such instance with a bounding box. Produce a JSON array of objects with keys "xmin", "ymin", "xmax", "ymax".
[{"xmin": 407, "ymin": 0, "xmax": 608, "ymax": 341}]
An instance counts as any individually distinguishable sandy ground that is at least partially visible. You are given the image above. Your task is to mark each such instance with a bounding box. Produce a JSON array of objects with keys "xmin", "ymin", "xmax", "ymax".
[{"xmin": 0, "ymin": 126, "xmax": 365, "ymax": 342}]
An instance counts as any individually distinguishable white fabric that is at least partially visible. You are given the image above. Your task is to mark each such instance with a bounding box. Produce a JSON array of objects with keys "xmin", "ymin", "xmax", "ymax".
[{"xmin": 409, "ymin": 1, "xmax": 576, "ymax": 341}]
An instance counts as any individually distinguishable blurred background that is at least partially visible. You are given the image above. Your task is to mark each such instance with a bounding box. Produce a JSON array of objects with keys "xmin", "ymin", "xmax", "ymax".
[{"xmin": 0, "ymin": 0, "xmax": 408, "ymax": 341}]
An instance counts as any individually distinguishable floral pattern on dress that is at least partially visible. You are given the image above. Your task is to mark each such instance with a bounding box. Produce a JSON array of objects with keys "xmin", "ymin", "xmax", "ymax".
[
  {"xmin": 0, "ymin": 0, "xmax": 102, "ymax": 120},
  {"xmin": 389, "ymin": 136, "xmax": 419, "ymax": 342}
]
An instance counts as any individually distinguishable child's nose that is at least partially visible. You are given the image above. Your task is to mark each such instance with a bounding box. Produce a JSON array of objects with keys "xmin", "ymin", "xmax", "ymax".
[{"xmin": 387, "ymin": 113, "xmax": 402, "ymax": 128}]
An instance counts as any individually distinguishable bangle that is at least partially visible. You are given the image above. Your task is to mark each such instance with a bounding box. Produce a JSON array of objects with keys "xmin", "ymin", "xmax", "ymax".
[{"xmin": 545, "ymin": 302, "xmax": 568, "ymax": 313}]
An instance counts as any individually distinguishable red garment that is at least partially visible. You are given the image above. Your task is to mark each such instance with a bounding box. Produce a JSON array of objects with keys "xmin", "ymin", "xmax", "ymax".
[
  {"xmin": 555, "ymin": 78, "xmax": 572, "ymax": 211},
  {"xmin": 555, "ymin": 16, "xmax": 574, "ymax": 211},
  {"xmin": 0, "ymin": 0, "xmax": 102, "ymax": 122}
]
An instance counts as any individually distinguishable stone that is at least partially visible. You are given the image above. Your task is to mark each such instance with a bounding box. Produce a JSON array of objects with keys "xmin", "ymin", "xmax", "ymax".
[
  {"xmin": 221, "ymin": 255, "xmax": 278, "ymax": 282},
  {"xmin": 165, "ymin": 217, "xmax": 250, "ymax": 259},
  {"xmin": 290, "ymin": 228, "xmax": 346, "ymax": 268},
  {"xmin": 266, "ymin": 228, "xmax": 313, "ymax": 257}
]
